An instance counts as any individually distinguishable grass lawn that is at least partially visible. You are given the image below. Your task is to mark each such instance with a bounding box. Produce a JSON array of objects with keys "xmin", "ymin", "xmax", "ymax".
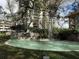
[{"xmin": 2, "ymin": 39, "xmax": 79, "ymax": 59}]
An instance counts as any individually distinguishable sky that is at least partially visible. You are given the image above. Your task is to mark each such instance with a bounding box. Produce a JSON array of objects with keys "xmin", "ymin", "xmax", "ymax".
[
  {"xmin": 0, "ymin": 0, "xmax": 19, "ymax": 14},
  {"xmin": 0, "ymin": 0, "xmax": 79, "ymax": 13},
  {"xmin": 0, "ymin": 0, "xmax": 79, "ymax": 15},
  {"xmin": 61, "ymin": 0, "xmax": 77, "ymax": 6},
  {"xmin": 0, "ymin": 0, "xmax": 6, "ymax": 7},
  {"xmin": 0, "ymin": 0, "xmax": 79, "ymax": 28},
  {"xmin": 56, "ymin": 0, "xmax": 79, "ymax": 17}
]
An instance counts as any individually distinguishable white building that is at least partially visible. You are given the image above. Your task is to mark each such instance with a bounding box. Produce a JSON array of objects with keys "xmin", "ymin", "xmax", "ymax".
[{"xmin": 0, "ymin": 19, "xmax": 12, "ymax": 32}]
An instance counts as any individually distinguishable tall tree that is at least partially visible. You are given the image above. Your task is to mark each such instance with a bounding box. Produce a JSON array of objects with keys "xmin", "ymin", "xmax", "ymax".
[{"xmin": 16, "ymin": 0, "xmax": 63, "ymax": 38}]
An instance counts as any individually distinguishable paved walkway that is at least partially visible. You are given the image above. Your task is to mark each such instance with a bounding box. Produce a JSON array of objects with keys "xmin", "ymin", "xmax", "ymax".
[{"xmin": 5, "ymin": 39, "xmax": 79, "ymax": 51}]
